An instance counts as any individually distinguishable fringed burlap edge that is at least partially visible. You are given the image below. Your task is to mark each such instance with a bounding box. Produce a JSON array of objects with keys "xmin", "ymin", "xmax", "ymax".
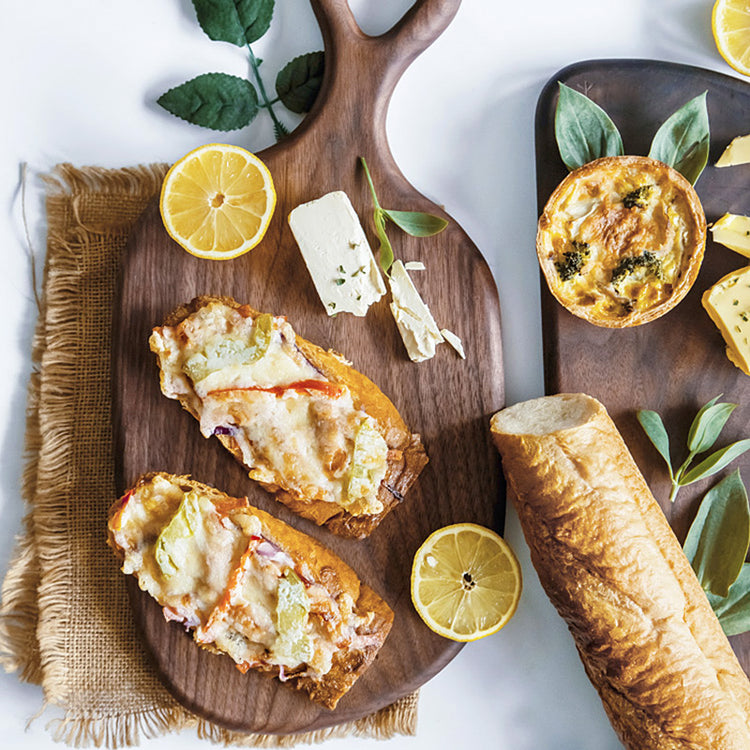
[{"xmin": 0, "ymin": 163, "xmax": 419, "ymax": 747}]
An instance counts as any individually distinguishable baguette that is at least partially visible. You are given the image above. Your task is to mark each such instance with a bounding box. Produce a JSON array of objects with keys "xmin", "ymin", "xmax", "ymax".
[
  {"xmin": 490, "ymin": 393, "xmax": 750, "ymax": 749},
  {"xmin": 107, "ymin": 472, "xmax": 393, "ymax": 709},
  {"xmin": 149, "ymin": 295, "xmax": 427, "ymax": 538}
]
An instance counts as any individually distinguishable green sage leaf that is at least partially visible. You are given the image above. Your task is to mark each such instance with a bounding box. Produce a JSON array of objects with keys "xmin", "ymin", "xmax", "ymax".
[
  {"xmin": 192, "ymin": 0, "xmax": 274, "ymax": 46},
  {"xmin": 683, "ymin": 470, "xmax": 750, "ymax": 597},
  {"xmin": 687, "ymin": 396, "xmax": 736, "ymax": 455},
  {"xmin": 374, "ymin": 209, "xmax": 394, "ymax": 275},
  {"xmin": 158, "ymin": 73, "xmax": 259, "ymax": 131},
  {"xmin": 647, "ymin": 91, "xmax": 710, "ymax": 185},
  {"xmin": 637, "ymin": 409, "xmax": 673, "ymax": 479},
  {"xmin": 554, "ymin": 82, "xmax": 624, "ymax": 172},
  {"xmin": 679, "ymin": 439, "xmax": 750, "ymax": 486},
  {"xmin": 383, "ymin": 209, "xmax": 448, "ymax": 237},
  {"xmin": 706, "ymin": 563, "xmax": 750, "ymax": 636},
  {"xmin": 275, "ymin": 51, "xmax": 324, "ymax": 114}
]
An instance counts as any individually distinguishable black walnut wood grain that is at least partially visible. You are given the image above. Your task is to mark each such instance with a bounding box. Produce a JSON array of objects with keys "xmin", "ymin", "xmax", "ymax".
[
  {"xmin": 112, "ymin": 0, "xmax": 504, "ymax": 735},
  {"xmin": 536, "ymin": 59, "xmax": 750, "ymax": 676}
]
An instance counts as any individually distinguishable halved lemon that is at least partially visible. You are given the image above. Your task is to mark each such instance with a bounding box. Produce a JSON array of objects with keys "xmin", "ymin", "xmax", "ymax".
[
  {"xmin": 160, "ymin": 143, "xmax": 277, "ymax": 260},
  {"xmin": 410, "ymin": 523, "xmax": 521, "ymax": 642},
  {"xmin": 713, "ymin": 0, "xmax": 750, "ymax": 76}
]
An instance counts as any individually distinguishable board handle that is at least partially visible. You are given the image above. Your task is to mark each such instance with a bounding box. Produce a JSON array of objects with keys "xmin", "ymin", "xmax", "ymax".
[
  {"xmin": 303, "ymin": 0, "xmax": 461, "ymax": 146},
  {"xmin": 311, "ymin": 0, "xmax": 460, "ymax": 62}
]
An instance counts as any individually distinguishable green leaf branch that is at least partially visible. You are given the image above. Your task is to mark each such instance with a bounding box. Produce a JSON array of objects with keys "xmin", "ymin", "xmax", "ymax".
[
  {"xmin": 637, "ymin": 395, "xmax": 750, "ymax": 503},
  {"xmin": 359, "ymin": 157, "xmax": 449, "ymax": 275},
  {"xmin": 157, "ymin": 0, "xmax": 324, "ymax": 140},
  {"xmin": 638, "ymin": 396, "xmax": 750, "ymax": 636},
  {"xmin": 554, "ymin": 83, "xmax": 710, "ymax": 184}
]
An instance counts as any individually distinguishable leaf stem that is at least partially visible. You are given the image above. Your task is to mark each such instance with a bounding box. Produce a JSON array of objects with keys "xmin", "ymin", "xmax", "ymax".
[
  {"xmin": 669, "ymin": 482, "xmax": 681, "ymax": 504},
  {"xmin": 359, "ymin": 157, "xmax": 382, "ymax": 210},
  {"xmin": 247, "ymin": 45, "xmax": 288, "ymax": 140}
]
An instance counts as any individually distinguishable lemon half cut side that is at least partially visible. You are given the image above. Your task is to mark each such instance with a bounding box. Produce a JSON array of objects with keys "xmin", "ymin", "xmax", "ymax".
[
  {"xmin": 160, "ymin": 143, "xmax": 277, "ymax": 260},
  {"xmin": 410, "ymin": 523, "xmax": 522, "ymax": 642},
  {"xmin": 713, "ymin": 0, "xmax": 750, "ymax": 76}
]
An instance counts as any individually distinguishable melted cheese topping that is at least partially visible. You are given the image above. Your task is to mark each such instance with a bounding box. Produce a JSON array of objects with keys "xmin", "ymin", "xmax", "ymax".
[
  {"xmin": 149, "ymin": 302, "xmax": 388, "ymax": 516},
  {"xmin": 110, "ymin": 476, "xmax": 371, "ymax": 678},
  {"xmin": 538, "ymin": 158, "xmax": 703, "ymax": 322}
]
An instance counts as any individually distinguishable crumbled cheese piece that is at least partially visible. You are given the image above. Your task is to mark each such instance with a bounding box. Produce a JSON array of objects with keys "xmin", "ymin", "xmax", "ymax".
[
  {"xmin": 440, "ymin": 328, "xmax": 465, "ymax": 359},
  {"xmin": 404, "ymin": 261, "xmax": 426, "ymax": 271},
  {"xmin": 288, "ymin": 191, "xmax": 386, "ymax": 316},
  {"xmin": 389, "ymin": 260, "xmax": 443, "ymax": 362},
  {"xmin": 716, "ymin": 134, "xmax": 750, "ymax": 167},
  {"xmin": 710, "ymin": 213, "xmax": 750, "ymax": 258},
  {"xmin": 702, "ymin": 266, "xmax": 750, "ymax": 375}
]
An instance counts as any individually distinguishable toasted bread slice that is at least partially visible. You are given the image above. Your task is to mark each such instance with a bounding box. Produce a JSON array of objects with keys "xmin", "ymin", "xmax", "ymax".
[
  {"xmin": 108, "ymin": 472, "xmax": 394, "ymax": 709},
  {"xmin": 149, "ymin": 295, "xmax": 427, "ymax": 538}
]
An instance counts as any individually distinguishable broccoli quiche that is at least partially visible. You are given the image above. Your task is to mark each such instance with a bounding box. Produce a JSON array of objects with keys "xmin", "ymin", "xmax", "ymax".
[
  {"xmin": 108, "ymin": 473, "xmax": 393, "ymax": 708},
  {"xmin": 536, "ymin": 155, "xmax": 706, "ymax": 327},
  {"xmin": 149, "ymin": 296, "xmax": 427, "ymax": 538}
]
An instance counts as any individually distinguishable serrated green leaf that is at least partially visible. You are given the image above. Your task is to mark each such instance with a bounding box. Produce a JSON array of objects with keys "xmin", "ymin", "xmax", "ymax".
[
  {"xmin": 383, "ymin": 209, "xmax": 448, "ymax": 237},
  {"xmin": 192, "ymin": 0, "xmax": 274, "ymax": 46},
  {"xmin": 637, "ymin": 409, "xmax": 673, "ymax": 478},
  {"xmin": 687, "ymin": 396, "xmax": 735, "ymax": 454},
  {"xmin": 707, "ymin": 563, "xmax": 750, "ymax": 636},
  {"xmin": 683, "ymin": 470, "xmax": 750, "ymax": 597},
  {"xmin": 157, "ymin": 73, "xmax": 259, "ymax": 131},
  {"xmin": 679, "ymin": 439, "xmax": 750, "ymax": 486},
  {"xmin": 554, "ymin": 82, "xmax": 623, "ymax": 171},
  {"xmin": 648, "ymin": 91, "xmax": 710, "ymax": 185},
  {"xmin": 275, "ymin": 51, "xmax": 324, "ymax": 114}
]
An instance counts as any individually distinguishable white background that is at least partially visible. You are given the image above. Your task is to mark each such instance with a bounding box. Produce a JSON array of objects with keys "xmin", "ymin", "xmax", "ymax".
[{"xmin": 0, "ymin": 1, "xmax": 737, "ymax": 748}]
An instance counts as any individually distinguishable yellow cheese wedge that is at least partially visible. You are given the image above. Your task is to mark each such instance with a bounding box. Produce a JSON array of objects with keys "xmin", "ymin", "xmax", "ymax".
[
  {"xmin": 702, "ymin": 266, "xmax": 750, "ymax": 375},
  {"xmin": 716, "ymin": 134, "xmax": 750, "ymax": 167},
  {"xmin": 710, "ymin": 213, "xmax": 750, "ymax": 257}
]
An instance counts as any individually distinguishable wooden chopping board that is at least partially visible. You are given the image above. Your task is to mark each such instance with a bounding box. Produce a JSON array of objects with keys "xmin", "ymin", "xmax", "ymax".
[
  {"xmin": 535, "ymin": 59, "xmax": 750, "ymax": 674},
  {"xmin": 112, "ymin": 0, "xmax": 504, "ymax": 735}
]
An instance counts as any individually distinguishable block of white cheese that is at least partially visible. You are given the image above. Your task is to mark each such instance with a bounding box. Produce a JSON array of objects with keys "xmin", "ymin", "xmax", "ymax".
[
  {"xmin": 702, "ymin": 266, "xmax": 750, "ymax": 375},
  {"xmin": 389, "ymin": 260, "xmax": 444, "ymax": 362},
  {"xmin": 716, "ymin": 134, "xmax": 750, "ymax": 167},
  {"xmin": 288, "ymin": 191, "xmax": 386, "ymax": 316},
  {"xmin": 710, "ymin": 213, "xmax": 750, "ymax": 258}
]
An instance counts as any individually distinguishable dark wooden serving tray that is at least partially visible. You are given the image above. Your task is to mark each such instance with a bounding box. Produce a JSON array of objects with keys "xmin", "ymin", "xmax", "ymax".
[
  {"xmin": 536, "ymin": 58, "xmax": 750, "ymax": 673},
  {"xmin": 111, "ymin": 0, "xmax": 504, "ymax": 735}
]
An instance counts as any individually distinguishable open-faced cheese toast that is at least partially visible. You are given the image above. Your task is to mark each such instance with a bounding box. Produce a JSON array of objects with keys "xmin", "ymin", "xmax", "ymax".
[
  {"xmin": 107, "ymin": 472, "xmax": 394, "ymax": 709},
  {"xmin": 149, "ymin": 296, "xmax": 428, "ymax": 538}
]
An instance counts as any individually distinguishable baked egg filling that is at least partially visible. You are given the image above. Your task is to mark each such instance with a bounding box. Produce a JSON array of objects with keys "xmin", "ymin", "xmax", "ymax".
[{"xmin": 539, "ymin": 161, "xmax": 701, "ymax": 321}]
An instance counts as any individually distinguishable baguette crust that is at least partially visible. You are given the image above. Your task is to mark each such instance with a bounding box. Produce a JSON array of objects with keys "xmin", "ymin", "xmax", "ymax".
[
  {"xmin": 108, "ymin": 472, "xmax": 393, "ymax": 709},
  {"xmin": 154, "ymin": 296, "xmax": 428, "ymax": 538},
  {"xmin": 490, "ymin": 394, "xmax": 750, "ymax": 749}
]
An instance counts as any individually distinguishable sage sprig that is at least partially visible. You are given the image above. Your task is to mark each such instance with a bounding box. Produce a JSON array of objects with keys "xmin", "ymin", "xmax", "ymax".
[
  {"xmin": 359, "ymin": 157, "xmax": 448, "ymax": 275},
  {"xmin": 555, "ymin": 83, "xmax": 623, "ymax": 172},
  {"xmin": 683, "ymin": 470, "xmax": 750, "ymax": 598},
  {"xmin": 157, "ymin": 0, "xmax": 324, "ymax": 141},
  {"xmin": 554, "ymin": 83, "xmax": 710, "ymax": 184},
  {"xmin": 706, "ymin": 564, "xmax": 750, "ymax": 636},
  {"xmin": 637, "ymin": 395, "xmax": 750, "ymax": 503},
  {"xmin": 639, "ymin": 397, "xmax": 750, "ymax": 635},
  {"xmin": 647, "ymin": 92, "xmax": 710, "ymax": 186},
  {"xmin": 684, "ymin": 470, "xmax": 750, "ymax": 634}
]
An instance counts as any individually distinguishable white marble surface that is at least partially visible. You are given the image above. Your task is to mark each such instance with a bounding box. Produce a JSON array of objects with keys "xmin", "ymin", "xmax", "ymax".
[{"xmin": 0, "ymin": 1, "xmax": 738, "ymax": 748}]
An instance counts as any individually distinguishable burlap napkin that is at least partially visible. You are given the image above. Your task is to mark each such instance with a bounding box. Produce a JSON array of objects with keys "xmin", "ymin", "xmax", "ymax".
[{"xmin": 0, "ymin": 164, "xmax": 418, "ymax": 747}]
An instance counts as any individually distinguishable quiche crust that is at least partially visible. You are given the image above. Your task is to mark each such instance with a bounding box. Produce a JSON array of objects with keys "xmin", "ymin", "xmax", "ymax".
[{"xmin": 536, "ymin": 155, "xmax": 706, "ymax": 327}]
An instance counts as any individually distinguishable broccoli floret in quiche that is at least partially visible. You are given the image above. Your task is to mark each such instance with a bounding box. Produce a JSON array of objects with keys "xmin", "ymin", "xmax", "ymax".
[{"xmin": 555, "ymin": 241, "xmax": 590, "ymax": 281}]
